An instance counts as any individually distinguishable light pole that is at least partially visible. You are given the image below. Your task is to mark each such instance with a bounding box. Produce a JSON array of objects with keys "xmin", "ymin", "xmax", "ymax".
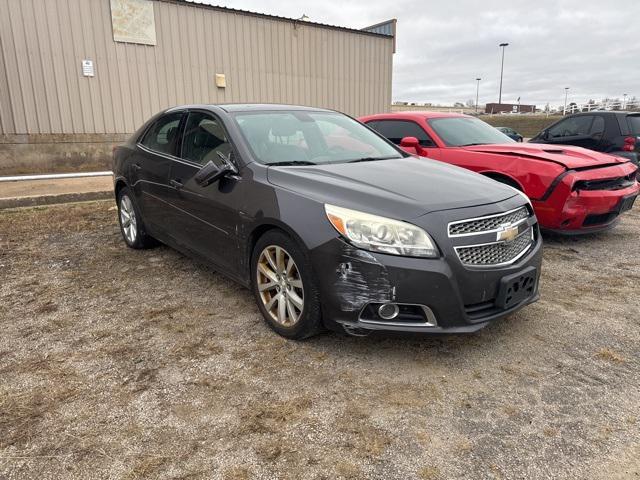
[
  {"xmin": 563, "ymin": 87, "xmax": 570, "ymax": 115},
  {"xmin": 498, "ymin": 43, "xmax": 509, "ymax": 104},
  {"xmin": 475, "ymin": 78, "xmax": 481, "ymax": 113},
  {"xmin": 623, "ymin": 93, "xmax": 628, "ymax": 110}
]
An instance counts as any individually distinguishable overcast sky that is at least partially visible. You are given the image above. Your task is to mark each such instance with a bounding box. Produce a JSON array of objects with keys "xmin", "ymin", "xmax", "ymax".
[{"xmin": 198, "ymin": 0, "xmax": 640, "ymax": 107}]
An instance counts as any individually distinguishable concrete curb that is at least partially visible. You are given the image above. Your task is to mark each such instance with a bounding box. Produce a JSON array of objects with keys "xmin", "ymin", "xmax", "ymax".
[{"xmin": 0, "ymin": 190, "xmax": 113, "ymax": 209}]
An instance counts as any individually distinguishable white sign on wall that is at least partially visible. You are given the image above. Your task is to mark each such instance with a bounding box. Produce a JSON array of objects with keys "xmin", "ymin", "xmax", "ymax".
[
  {"xmin": 82, "ymin": 60, "xmax": 94, "ymax": 77},
  {"xmin": 110, "ymin": 0, "xmax": 157, "ymax": 46}
]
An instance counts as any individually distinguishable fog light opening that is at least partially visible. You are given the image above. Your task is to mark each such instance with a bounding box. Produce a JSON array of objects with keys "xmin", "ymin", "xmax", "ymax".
[{"xmin": 378, "ymin": 303, "xmax": 400, "ymax": 320}]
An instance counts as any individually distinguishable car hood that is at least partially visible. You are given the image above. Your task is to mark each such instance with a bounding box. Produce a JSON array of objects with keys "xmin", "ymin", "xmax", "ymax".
[
  {"xmin": 460, "ymin": 143, "xmax": 628, "ymax": 170},
  {"xmin": 266, "ymin": 157, "xmax": 517, "ymax": 220}
]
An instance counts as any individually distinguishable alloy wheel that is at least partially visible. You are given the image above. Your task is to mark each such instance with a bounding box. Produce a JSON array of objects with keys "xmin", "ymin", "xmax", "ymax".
[
  {"xmin": 119, "ymin": 195, "xmax": 138, "ymax": 244},
  {"xmin": 256, "ymin": 245, "xmax": 304, "ymax": 326}
]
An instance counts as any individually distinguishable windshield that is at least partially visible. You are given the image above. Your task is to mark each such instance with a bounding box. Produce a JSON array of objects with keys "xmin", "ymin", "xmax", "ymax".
[
  {"xmin": 428, "ymin": 117, "xmax": 515, "ymax": 147},
  {"xmin": 233, "ymin": 111, "xmax": 403, "ymax": 165}
]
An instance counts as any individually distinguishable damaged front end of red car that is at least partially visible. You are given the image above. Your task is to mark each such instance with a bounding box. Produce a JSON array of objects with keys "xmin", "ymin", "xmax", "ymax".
[{"xmin": 532, "ymin": 161, "xmax": 639, "ymax": 233}]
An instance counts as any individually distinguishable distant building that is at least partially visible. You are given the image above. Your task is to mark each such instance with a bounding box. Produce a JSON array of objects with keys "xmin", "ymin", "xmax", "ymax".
[{"xmin": 485, "ymin": 103, "xmax": 536, "ymax": 114}]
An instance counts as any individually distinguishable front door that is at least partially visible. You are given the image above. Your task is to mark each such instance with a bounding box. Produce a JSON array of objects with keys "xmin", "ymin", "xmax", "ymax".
[
  {"xmin": 545, "ymin": 115, "xmax": 604, "ymax": 150},
  {"xmin": 167, "ymin": 110, "xmax": 242, "ymax": 273},
  {"xmin": 365, "ymin": 119, "xmax": 441, "ymax": 159}
]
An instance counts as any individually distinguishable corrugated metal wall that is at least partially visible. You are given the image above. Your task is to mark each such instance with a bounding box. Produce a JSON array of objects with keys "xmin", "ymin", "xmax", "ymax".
[{"xmin": 0, "ymin": 0, "xmax": 394, "ymax": 135}]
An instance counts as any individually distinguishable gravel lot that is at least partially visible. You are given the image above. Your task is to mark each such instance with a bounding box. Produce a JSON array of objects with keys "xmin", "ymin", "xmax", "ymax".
[{"xmin": 1, "ymin": 201, "xmax": 639, "ymax": 480}]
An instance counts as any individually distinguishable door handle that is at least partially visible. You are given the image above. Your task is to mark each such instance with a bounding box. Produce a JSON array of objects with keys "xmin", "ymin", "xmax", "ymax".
[
  {"xmin": 132, "ymin": 163, "xmax": 142, "ymax": 171},
  {"xmin": 170, "ymin": 179, "xmax": 183, "ymax": 189}
]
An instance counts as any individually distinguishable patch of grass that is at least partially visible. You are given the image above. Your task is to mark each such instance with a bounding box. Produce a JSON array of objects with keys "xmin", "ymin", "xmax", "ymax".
[
  {"xmin": 482, "ymin": 115, "xmax": 562, "ymax": 137},
  {"xmin": 335, "ymin": 460, "xmax": 362, "ymax": 479},
  {"xmin": 0, "ymin": 386, "xmax": 77, "ymax": 448},
  {"xmin": 419, "ymin": 466, "xmax": 441, "ymax": 479},
  {"xmin": 238, "ymin": 396, "xmax": 312, "ymax": 434},
  {"xmin": 35, "ymin": 301, "xmax": 58, "ymax": 314},
  {"xmin": 453, "ymin": 438, "xmax": 473, "ymax": 454},
  {"xmin": 502, "ymin": 405, "xmax": 519, "ymax": 417},
  {"xmin": 595, "ymin": 348, "xmax": 625, "ymax": 363},
  {"xmin": 380, "ymin": 382, "xmax": 440, "ymax": 408},
  {"xmin": 337, "ymin": 403, "xmax": 392, "ymax": 458},
  {"xmin": 124, "ymin": 455, "xmax": 170, "ymax": 479},
  {"xmin": 223, "ymin": 466, "xmax": 251, "ymax": 480}
]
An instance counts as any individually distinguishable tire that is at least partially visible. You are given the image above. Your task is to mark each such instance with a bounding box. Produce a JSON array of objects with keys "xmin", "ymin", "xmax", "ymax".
[
  {"xmin": 116, "ymin": 187, "xmax": 156, "ymax": 249},
  {"xmin": 251, "ymin": 230, "xmax": 323, "ymax": 339}
]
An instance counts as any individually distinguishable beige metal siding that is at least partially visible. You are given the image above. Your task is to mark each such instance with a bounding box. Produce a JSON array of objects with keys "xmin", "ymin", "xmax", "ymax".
[{"xmin": 0, "ymin": 0, "xmax": 393, "ymax": 135}]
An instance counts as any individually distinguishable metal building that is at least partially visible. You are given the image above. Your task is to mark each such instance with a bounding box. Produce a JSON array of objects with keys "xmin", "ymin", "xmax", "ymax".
[{"xmin": 0, "ymin": 0, "xmax": 396, "ymax": 173}]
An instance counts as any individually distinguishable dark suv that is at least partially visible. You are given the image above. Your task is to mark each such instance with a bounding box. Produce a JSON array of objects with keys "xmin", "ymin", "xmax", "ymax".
[{"xmin": 530, "ymin": 111, "xmax": 640, "ymax": 165}]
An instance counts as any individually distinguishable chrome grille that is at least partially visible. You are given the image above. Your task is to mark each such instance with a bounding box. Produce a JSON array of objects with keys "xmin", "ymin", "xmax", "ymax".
[
  {"xmin": 455, "ymin": 229, "xmax": 533, "ymax": 266},
  {"xmin": 449, "ymin": 207, "xmax": 529, "ymax": 236}
]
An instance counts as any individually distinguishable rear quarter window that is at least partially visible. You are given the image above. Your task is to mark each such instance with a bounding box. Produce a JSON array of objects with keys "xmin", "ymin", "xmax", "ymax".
[
  {"xmin": 140, "ymin": 112, "xmax": 183, "ymax": 155},
  {"xmin": 627, "ymin": 115, "xmax": 640, "ymax": 135}
]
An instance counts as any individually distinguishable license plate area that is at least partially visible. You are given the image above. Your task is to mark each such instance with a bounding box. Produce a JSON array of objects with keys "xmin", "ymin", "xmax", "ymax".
[
  {"xmin": 618, "ymin": 194, "xmax": 637, "ymax": 214},
  {"xmin": 496, "ymin": 266, "xmax": 537, "ymax": 309}
]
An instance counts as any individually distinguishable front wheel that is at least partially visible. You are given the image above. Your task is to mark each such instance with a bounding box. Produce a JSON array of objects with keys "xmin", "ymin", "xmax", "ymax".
[{"xmin": 251, "ymin": 230, "xmax": 323, "ymax": 339}]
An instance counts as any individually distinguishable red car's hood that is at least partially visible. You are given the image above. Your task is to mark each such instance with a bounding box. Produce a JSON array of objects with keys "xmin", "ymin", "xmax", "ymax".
[{"xmin": 460, "ymin": 144, "xmax": 628, "ymax": 170}]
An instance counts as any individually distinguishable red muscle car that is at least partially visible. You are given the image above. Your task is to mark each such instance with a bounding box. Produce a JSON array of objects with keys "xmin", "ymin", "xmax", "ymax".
[{"xmin": 359, "ymin": 112, "xmax": 639, "ymax": 233}]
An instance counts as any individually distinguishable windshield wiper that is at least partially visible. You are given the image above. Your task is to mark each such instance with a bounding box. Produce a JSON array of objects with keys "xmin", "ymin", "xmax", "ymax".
[
  {"xmin": 347, "ymin": 155, "xmax": 401, "ymax": 163},
  {"xmin": 267, "ymin": 160, "xmax": 317, "ymax": 166},
  {"xmin": 458, "ymin": 143, "xmax": 489, "ymax": 147}
]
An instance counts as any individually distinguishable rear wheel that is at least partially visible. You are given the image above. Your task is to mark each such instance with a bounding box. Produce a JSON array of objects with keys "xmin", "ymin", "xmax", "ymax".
[
  {"xmin": 251, "ymin": 230, "xmax": 323, "ymax": 339},
  {"xmin": 117, "ymin": 187, "xmax": 156, "ymax": 249}
]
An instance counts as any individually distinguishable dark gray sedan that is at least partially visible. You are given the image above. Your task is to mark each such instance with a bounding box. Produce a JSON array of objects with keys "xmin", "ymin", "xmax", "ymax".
[{"xmin": 113, "ymin": 104, "xmax": 542, "ymax": 339}]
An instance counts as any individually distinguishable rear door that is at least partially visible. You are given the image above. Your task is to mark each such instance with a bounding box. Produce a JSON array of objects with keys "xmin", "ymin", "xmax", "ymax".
[
  {"xmin": 132, "ymin": 111, "xmax": 185, "ymax": 230},
  {"xmin": 167, "ymin": 110, "xmax": 242, "ymax": 272}
]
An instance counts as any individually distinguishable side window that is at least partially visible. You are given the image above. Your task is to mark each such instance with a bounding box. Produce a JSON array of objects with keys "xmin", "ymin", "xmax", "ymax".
[
  {"xmin": 140, "ymin": 112, "xmax": 183, "ymax": 155},
  {"xmin": 628, "ymin": 115, "xmax": 640, "ymax": 135},
  {"xmin": 367, "ymin": 120, "xmax": 435, "ymax": 147},
  {"xmin": 590, "ymin": 116, "xmax": 605, "ymax": 136},
  {"xmin": 548, "ymin": 116, "xmax": 593, "ymax": 138},
  {"xmin": 181, "ymin": 112, "xmax": 232, "ymax": 165}
]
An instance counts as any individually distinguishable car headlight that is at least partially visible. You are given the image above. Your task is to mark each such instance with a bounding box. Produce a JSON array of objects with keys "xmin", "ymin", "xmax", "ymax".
[{"xmin": 324, "ymin": 204, "xmax": 438, "ymax": 258}]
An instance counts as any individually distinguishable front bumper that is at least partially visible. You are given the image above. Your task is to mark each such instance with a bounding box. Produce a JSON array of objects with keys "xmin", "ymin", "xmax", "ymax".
[
  {"xmin": 310, "ymin": 198, "xmax": 543, "ymax": 334},
  {"xmin": 532, "ymin": 163, "xmax": 639, "ymax": 233}
]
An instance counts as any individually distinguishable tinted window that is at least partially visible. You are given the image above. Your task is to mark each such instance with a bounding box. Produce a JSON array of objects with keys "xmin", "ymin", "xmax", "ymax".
[
  {"xmin": 233, "ymin": 111, "xmax": 402, "ymax": 165},
  {"xmin": 181, "ymin": 112, "xmax": 232, "ymax": 165},
  {"xmin": 367, "ymin": 120, "xmax": 434, "ymax": 146},
  {"xmin": 427, "ymin": 117, "xmax": 514, "ymax": 146},
  {"xmin": 627, "ymin": 115, "xmax": 640, "ymax": 135},
  {"xmin": 140, "ymin": 112, "xmax": 183, "ymax": 155},
  {"xmin": 548, "ymin": 116, "xmax": 593, "ymax": 138},
  {"xmin": 590, "ymin": 116, "xmax": 605, "ymax": 136}
]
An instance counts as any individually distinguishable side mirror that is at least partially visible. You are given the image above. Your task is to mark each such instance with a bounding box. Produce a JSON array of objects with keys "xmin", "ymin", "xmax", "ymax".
[
  {"xmin": 400, "ymin": 136, "xmax": 427, "ymax": 156},
  {"xmin": 195, "ymin": 152, "xmax": 238, "ymax": 187},
  {"xmin": 400, "ymin": 136, "xmax": 419, "ymax": 148}
]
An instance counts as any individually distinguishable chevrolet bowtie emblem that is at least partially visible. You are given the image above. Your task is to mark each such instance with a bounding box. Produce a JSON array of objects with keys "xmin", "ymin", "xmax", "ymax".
[{"xmin": 497, "ymin": 223, "xmax": 519, "ymax": 242}]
